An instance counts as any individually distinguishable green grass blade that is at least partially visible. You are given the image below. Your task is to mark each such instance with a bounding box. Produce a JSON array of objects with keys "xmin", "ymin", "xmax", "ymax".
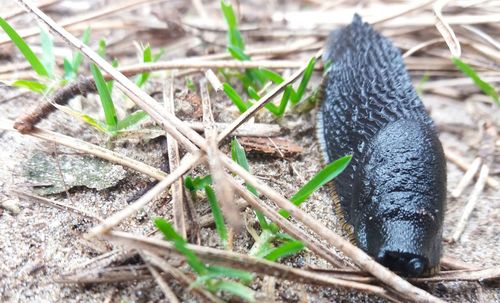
[
  {"xmin": 204, "ymin": 185, "xmax": 228, "ymax": 247},
  {"xmin": 323, "ymin": 59, "xmax": 332, "ymax": 75},
  {"xmin": 40, "ymin": 28, "xmax": 55, "ymax": 76},
  {"xmin": 220, "ymin": 0, "xmax": 238, "ymax": 30},
  {"xmin": 11, "ymin": 80, "xmax": 47, "ymax": 94},
  {"xmin": 154, "ymin": 218, "xmax": 208, "ymax": 275},
  {"xmin": 71, "ymin": 27, "xmax": 91, "ymax": 75},
  {"xmin": 206, "ymin": 265, "xmax": 253, "ymax": 282},
  {"xmin": 105, "ymin": 58, "xmax": 119, "ymax": 93},
  {"xmin": 416, "ymin": 73, "xmax": 429, "ymax": 95},
  {"xmin": 221, "ymin": 0, "xmax": 245, "ymax": 50},
  {"xmin": 223, "ymin": 82, "xmax": 249, "ymax": 112},
  {"xmin": 153, "ymin": 48, "xmax": 165, "ymax": 61},
  {"xmin": 273, "ymin": 232, "xmax": 297, "ymax": 242},
  {"xmin": 248, "ymin": 229, "xmax": 274, "ymax": 257},
  {"xmin": 90, "ymin": 64, "xmax": 117, "ymax": 128},
  {"xmin": 228, "ymin": 29, "xmax": 245, "ymax": 51},
  {"xmin": 264, "ymin": 86, "xmax": 291, "ymax": 116},
  {"xmin": 136, "ymin": 45, "xmax": 152, "ymax": 87},
  {"xmin": 143, "ymin": 45, "xmax": 152, "ymax": 60},
  {"xmin": 452, "ymin": 57, "xmax": 499, "ymax": 106},
  {"xmin": 227, "ymin": 45, "xmax": 251, "ymax": 61},
  {"xmin": 116, "ymin": 110, "xmax": 147, "ymax": 130},
  {"xmin": 231, "ymin": 138, "xmax": 251, "ymax": 172},
  {"xmin": 259, "ymin": 68, "xmax": 284, "ymax": 84},
  {"xmin": 97, "ymin": 39, "xmax": 107, "ymax": 57},
  {"xmin": 230, "ymin": 138, "xmax": 264, "ymax": 198},
  {"xmin": 63, "ymin": 58, "xmax": 73, "ymax": 79},
  {"xmin": 0, "ymin": 17, "xmax": 48, "ymax": 77},
  {"xmin": 263, "ymin": 240, "xmax": 304, "ymax": 261},
  {"xmin": 211, "ymin": 280, "xmax": 255, "ymax": 302},
  {"xmin": 81, "ymin": 114, "xmax": 110, "ymax": 133},
  {"xmin": 246, "ymin": 86, "xmax": 261, "ymax": 101},
  {"xmin": 185, "ymin": 175, "xmax": 212, "ymax": 192},
  {"xmin": 231, "ymin": 138, "xmax": 268, "ymax": 229},
  {"xmin": 185, "ymin": 77, "xmax": 196, "ymax": 92},
  {"xmin": 290, "ymin": 57, "xmax": 316, "ymax": 104},
  {"xmin": 279, "ymin": 155, "xmax": 352, "ymax": 218}
]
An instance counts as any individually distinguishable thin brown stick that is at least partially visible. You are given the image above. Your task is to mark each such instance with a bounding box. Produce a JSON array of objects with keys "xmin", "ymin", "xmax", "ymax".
[
  {"xmin": 410, "ymin": 267, "xmax": 500, "ymax": 283},
  {"xmin": 402, "ymin": 38, "xmax": 444, "ymax": 58},
  {"xmin": 184, "ymin": 186, "xmax": 202, "ymax": 244},
  {"xmin": 186, "ymin": 121, "xmax": 282, "ymax": 137},
  {"xmin": 461, "ymin": 25, "xmax": 500, "ymax": 50},
  {"xmin": 371, "ymin": 0, "xmax": 435, "ymax": 25},
  {"xmin": 13, "ymin": 190, "xmax": 102, "ymax": 222},
  {"xmin": 164, "ymin": 78, "xmax": 187, "ymax": 238},
  {"xmin": 451, "ymin": 164, "xmax": 489, "ymax": 242},
  {"xmin": 12, "ymin": 58, "xmax": 319, "ymax": 102},
  {"xmin": 54, "ymin": 265, "xmax": 150, "ymax": 284},
  {"xmin": 440, "ymin": 255, "xmax": 478, "ymax": 270},
  {"xmin": 433, "ymin": 0, "xmax": 461, "ymax": 57},
  {"xmin": 198, "ymin": 198, "xmax": 248, "ymax": 228},
  {"xmin": 451, "ymin": 157, "xmax": 482, "ymax": 198},
  {"xmin": 118, "ymin": 59, "xmax": 323, "ymax": 74},
  {"xmin": 306, "ymin": 266, "xmax": 500, "ymax": 283},
  {"xmin": 444, "ymin": 147, "xmax": 499, "ymax": 189},
  {"xmin": 4, "ymin": 0, "xmax": 61, "ymax": 20},
  {"xmin": 201, "ymin": 79, "xmax": 241, "ymax": 233},
  {"xmin": 138, "ymin": 251, "xmax": 180, "ymax": 303}
]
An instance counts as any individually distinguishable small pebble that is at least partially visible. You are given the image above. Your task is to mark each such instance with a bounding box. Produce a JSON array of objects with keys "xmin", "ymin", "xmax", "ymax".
[{"xmin": 1, "ymin": 199, "xmax": 20, "ymax": 215}]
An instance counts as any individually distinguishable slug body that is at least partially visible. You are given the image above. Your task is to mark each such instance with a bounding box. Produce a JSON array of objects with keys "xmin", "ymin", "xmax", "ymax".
[{"xmin": 317, "ymin": 15, "xmax": 446, "ymax": 277}]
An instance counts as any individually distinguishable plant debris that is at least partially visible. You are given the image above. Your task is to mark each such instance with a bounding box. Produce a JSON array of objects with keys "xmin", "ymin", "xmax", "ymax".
[{"xmin": 24, "ymin": 151, "xmax": 127, "ymax": 195}]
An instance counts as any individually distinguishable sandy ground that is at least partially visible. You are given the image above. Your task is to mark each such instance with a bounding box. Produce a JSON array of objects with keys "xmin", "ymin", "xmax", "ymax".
[{"xmin": 0, "ymin": 1, "xmax": 499, "ymax": 302}]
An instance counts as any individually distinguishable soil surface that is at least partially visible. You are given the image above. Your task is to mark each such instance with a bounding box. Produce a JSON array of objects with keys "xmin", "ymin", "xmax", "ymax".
[{"xmin": 0, "ymin": 1, "xmax": 499, "ymax": 302}]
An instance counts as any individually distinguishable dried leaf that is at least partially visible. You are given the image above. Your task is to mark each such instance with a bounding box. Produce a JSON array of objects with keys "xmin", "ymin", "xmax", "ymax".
[{"xmin": 237, "ymin": 137, "xmax": 303, "ymax": 158}]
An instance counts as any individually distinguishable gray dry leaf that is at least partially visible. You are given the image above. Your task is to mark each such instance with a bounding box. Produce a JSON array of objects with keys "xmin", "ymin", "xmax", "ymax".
[{"xmin": 24, "ymin": 152, "xmax": 127, "ymax": 195}]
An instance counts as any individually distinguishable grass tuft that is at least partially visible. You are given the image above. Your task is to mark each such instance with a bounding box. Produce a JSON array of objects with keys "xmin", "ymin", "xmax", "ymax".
[
  {"xmin": 155, "ymin": 218, "xmax": 255, "ymax": 302},
  {"xmin": 219, "ymin": 1, "xmax": 316, "ymax": 115}
]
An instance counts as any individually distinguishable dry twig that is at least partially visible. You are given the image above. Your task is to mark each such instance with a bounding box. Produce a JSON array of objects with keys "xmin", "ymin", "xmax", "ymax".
[
  {"xmin": 433, "ymin": 0, "xmax": 461, "ymax": 57},
  {"xmin": 138, "ymin": 251, "xmax": 180, "ymax": 303},
  {"xmin": 164, "ymin": 78, "xmax": 187, "ymax": 238},
  {"xmin": 201, "ymin": 79, "xmax": 241, "ymax": 234}
]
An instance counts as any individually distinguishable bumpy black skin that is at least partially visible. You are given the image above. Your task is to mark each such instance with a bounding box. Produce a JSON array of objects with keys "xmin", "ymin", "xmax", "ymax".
[{"xmin": 317, "ymin": 15, "xmax": 446, "ymax": 277}]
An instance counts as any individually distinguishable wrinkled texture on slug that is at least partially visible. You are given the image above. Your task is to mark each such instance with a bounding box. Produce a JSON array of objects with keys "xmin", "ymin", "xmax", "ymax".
[{"xmin": 316, "ymin": 15, "xmax": 446, "ymax": 276}]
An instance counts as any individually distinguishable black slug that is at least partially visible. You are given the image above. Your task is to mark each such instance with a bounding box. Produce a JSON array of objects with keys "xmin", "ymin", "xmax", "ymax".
[{"xmin": 316, "ymin": 15, "xmax": 446, "ymax": 277}]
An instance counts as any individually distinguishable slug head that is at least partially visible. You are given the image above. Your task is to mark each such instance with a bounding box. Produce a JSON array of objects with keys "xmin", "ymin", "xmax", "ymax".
[
  {"xmin": 361, "ymin": 193, "xmax": 443, "ymax": 277},
  {"xmin": 352, "ymin": 119, "xmax": 446, "ymax": 277}
]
